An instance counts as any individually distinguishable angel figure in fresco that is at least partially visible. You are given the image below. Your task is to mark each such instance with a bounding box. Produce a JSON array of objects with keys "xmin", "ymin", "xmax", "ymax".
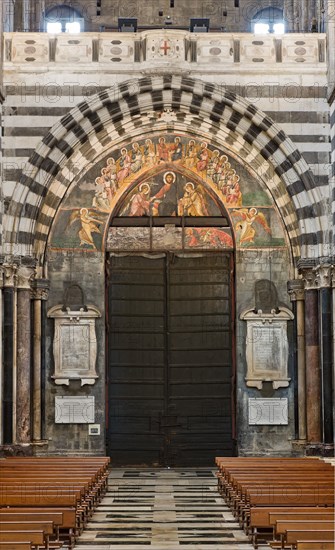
[
  {"xmin": 184, "ymin": 139, "xmax": 198, "ymax": 169},
  {"xmin": 69, "ymin": 208, "xmax": 103, "ymax": 249},
  {"xmin": 231, "ymin": 207, "xmax": 271, "ymax": 245},
  {"xmin": 117, "ymin": 147, "xmax": 132, "ymax": 184},
  {"xmin": 196, "ymin": 142, "xmax": 209, "ymax": 173},
  {"xmin": 143, "ymin": 139, "xmax": 156, "ymax": 167},
  {"xmin": 178, "ymin": 182, "xmax": 209, "ymax": 216}
]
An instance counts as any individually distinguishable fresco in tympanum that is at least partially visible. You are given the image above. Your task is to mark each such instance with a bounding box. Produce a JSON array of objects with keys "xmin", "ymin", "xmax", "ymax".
[{"xmin": 49, "ymin": 134, "xmax": 286, "ymax": 251}]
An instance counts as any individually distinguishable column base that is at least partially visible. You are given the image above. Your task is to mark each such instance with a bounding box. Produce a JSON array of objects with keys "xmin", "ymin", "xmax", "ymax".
[
  {"xmin": 291, "ymin": 440, "xmax": 334, "ymax": 457},
  {"xmin": 305, "ymin": 443, "xmax": 334, "ymax": 457},
  {"xmin": 0, "ymin": 440, "xmax": 49, "ymax": 457}
]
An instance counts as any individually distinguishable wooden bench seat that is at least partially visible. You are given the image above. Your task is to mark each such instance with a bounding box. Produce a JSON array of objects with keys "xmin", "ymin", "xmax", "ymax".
[
  {"xmin": 0, "ymin": 532, "xmax": 45, "ymax": 550},
  {"xmin": 296, "ymin": 542, "xmax": 335, "ymax": 550},
  {"xmin": 0, "ymin": 543, "xmax": 32, "ymax": 550},
  {"xmin": 0, "ymin": 457, "xmax": 110, "ymax": 550},
  {"xmin": 274, "ymin": 520, "xmax": 335, "ymax": 549},
  {"xmin": 285, "ymin": 529, "xmax": 335, "ymax": 548},
  {"xmin": 215, "ymin": 457, "xmax": 334, "ymax": 549}
]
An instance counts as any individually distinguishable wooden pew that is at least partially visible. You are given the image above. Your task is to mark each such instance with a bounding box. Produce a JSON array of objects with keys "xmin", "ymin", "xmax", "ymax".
[
  {"xmin": 0, "ymin": 544, "xmax": 32, "ymax": 550},
  {"xmin": 0, "ymin": 457, "xmax": 110, "ymax": 549},
  {"xmin": 296, "ymin": 542, "xmax": 335, "ymax": 550},
  {"xmin": 0, "ymin": 513, "xmax": 63, "ymax": 540},
  {"xmin": 248, "ymin": 508, "xmax": 334, "ymax": 548},
  {"xmin": 286, "ymin": 530, "xmax": 335, "ymax": 548},
  {"xmin": 215, "ymin": 457, "xmax": 334, "ymax": 549},
  {"xmin": 0, "ymin": 532, "xmax": 45, "ymax": 550},
  {"xmin": 0, "ymin": 523, "xmax": 58, "ymax": 550},
  {"xmin": 274, "ymin": 520, "xmax": 335, "ymax": 549}
]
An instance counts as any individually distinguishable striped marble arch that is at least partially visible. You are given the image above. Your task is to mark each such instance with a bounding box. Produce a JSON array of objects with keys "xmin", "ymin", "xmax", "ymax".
[{"xmin": 4, "ymin": 75, "xmax": 329, "ymax": 264}]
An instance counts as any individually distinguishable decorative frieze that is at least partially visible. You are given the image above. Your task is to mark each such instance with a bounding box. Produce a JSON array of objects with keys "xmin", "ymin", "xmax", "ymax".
[{"xmin": 4, "ymin": 32, "xmax": 326, "ymax": 67}]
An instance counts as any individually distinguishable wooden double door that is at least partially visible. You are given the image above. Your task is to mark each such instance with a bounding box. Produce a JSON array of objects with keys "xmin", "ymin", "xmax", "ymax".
[{"xmin": 107, "ymin": 253, "xmax": 234, "ymax": 466}]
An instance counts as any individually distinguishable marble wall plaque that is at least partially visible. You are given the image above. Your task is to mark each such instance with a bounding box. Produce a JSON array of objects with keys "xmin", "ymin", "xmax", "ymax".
[
  {"xmin": 48, "ymin": 305, "xmax": 101, "ymax": 386},
  {"xmin": 240, "ymin": 308, "xmax": 294, "ymax": 389},
  {"xmin": 55, "ymin": 396, "xmax": 95, "ymax": 423},
  {"xmin": 248, "ymin": 398, "xmax": 288, "ymax": 425}
]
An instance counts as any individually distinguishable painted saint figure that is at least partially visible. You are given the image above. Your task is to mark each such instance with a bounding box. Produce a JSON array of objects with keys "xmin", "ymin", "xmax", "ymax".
[
  {"xmin": 178, "ymin": 182, "xmax": 209, "ymax": 216},
  {"xmin": 128, "ymin": 183, "xmax": 151, "ymax": 216},
  {"xmin": 117, "ymin": 148, "xmax": 132, "ymax": 184}
]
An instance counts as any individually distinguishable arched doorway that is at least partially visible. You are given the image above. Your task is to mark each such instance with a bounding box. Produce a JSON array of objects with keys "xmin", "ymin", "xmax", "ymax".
[
  {"xmin": 6, "ymin": 76, "xmax": 326, "ymax": 459},
  {"xmin": 105, "ymin": 162, "xmax": 236, "ymax": 465}
]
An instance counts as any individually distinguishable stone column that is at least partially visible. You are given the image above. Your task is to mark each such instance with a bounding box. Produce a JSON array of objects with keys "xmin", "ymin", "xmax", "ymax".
[
  {"xmin": 288, "ymin": 280, "xmax": 306, "ymax": 440},
  {"xmin": 29, "ymin": 0, "xmax": 45, "ymax": 31},
  {"xmin": 302, "ymin": 267, "xmax": 322, "ymax": 443},
  {"xmin": 31, "ymin": 279, "xmax": 49, "ymax": 441},
  {"xmin": 2, "ymin": 264, "xmax": 17, "ymax": 444},
  {"xmin": 316, "ymin": 264, "xmax": 334, "ymax": 445},
  {"xmin": 0, "ymin": 265, "xmax": 4, "ymax": 445},
  {"xmin": 283, "ymin": 0, "xmax": 295, "ymax": 32},
  {"xmin": 16, "ymin": 265, "xmax": 35, "ymax": 444}
]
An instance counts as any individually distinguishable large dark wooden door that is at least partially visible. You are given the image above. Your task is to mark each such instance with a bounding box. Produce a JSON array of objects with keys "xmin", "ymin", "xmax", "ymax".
[{"xmin": 107, "ymin": 253, "xmax": 234, "ymax": 466}]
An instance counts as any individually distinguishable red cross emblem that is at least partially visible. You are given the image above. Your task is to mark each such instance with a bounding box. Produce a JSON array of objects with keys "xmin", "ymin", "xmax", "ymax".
[{"xmin": 160, "ymin": 40, "xmax": 171, "ymax": 56}]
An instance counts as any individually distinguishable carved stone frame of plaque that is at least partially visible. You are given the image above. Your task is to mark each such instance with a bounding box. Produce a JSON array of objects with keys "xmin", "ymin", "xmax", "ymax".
[
  {"xmin": 48, "ymin": 305, "xmax": 101, "ymax": 386},
  {"xmin": 240, "ymin": 307, "xmax": 294, "ymax": 390}
]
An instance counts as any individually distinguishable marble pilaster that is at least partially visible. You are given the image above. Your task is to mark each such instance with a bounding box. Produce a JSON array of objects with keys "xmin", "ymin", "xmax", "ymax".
[
  {"xmin": 31, "ymin": 279, "xmax": 49, "ymax": 441},
  {"xmin": 302, "ymin": 267, "xmax": 322, "ymax": 443},
  {"xmin": 317, "ymin": 264, "xmax": 334, "ymax": 444},
  {"xmin": 2, "ymin": 264, "xmax": 17, "ymax": 444},
  {"xmin": 16, "ymin": 265, "xmax": 35, "ymax": 444},
  {"xmin": 0, "ymin": 265, "xmax": 4, "ymax": 444},
  {"xmin": 288, "ymin": 279, "xmax": 306, "ymax": 440}
]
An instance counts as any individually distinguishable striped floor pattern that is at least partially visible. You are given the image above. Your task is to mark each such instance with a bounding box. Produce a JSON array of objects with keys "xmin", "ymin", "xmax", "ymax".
[{"xmin": 74, "ymin": 468, "xmax": 266, "ymax": 549}]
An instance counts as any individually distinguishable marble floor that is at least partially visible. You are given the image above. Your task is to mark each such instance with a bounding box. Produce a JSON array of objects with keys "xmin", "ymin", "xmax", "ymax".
[{"xmin": 74, "ymin": 468, "xmax": 268, "ymax": 550}]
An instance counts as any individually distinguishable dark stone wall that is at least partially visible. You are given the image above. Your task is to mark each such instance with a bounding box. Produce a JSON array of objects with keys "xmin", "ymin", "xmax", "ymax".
[{"xmin": 45, "ymin": 250, "xmax": 106, "ymax": 455}]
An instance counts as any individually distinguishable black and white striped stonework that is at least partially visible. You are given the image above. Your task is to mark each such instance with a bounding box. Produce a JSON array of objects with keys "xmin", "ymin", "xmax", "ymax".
[
  {"xmin": 74, "ymin": 468, "xmax": 261, "ymax": 550},
  {"xmin": 3, "ymin": 76, "xmax": 330, "ymax": 262}
]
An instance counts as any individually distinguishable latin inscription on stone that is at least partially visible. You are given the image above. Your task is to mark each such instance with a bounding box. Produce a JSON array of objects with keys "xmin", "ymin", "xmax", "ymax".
[
  {"xmin": 252, "ymin": 326, "xmax": 281, "ymax": 372},
  {"xmin": 248, "ymin": 398, "xmax": 288, "ymax": 425},
  {"xmin": 61, "ymin": 324, "xmax": 90, "ymax": 371},
  {"xmin": 55, "ymin": 396, "xmax": 95, "ymax": 424}
]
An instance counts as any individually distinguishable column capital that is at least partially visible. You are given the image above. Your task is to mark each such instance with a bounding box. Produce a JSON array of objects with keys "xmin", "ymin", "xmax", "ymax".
[
  {"xmin": 3, "ymin": 263, "xmax": 18, "ymax": 288},
  {"xmin": 315, "ymin": 263, "xmax": 333, "ymax": 289},
  {"xmin": 287, "ymin": 279, "xmax": 305, "ymax": 301},
  {"xmin": 17, "ymin": 265, "xmax": 36, "ymax": 290},
  {"xmin": 31, "ymin": 279, "xmax": 50, "ymax": 301}
]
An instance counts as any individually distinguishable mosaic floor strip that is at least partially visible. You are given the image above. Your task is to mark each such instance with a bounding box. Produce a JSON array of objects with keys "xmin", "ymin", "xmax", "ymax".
[{"xmin": 74, "ymin": 468, "xmax": 268, "ymax": 549}]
